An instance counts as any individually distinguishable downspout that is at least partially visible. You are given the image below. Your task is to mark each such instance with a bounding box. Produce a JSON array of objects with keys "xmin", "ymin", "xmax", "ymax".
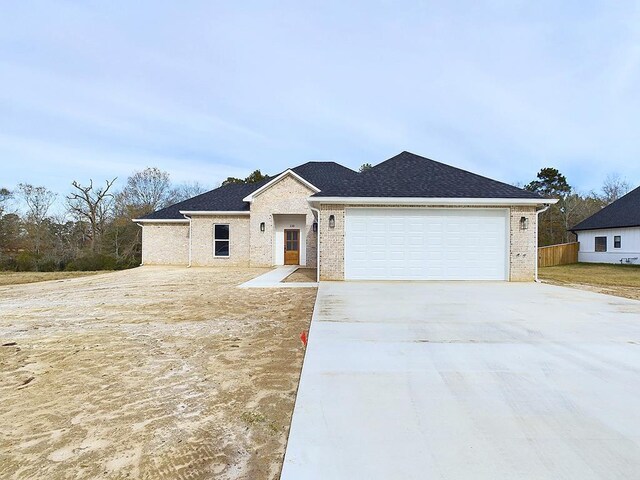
[
  {"xmin": 309, "ymin": 206, "xmax": 320, "ymax": 283},
  {"xmin": 534, "ymin": 204, "xmax": 551, "ymax": 283},
  {"xmin": 183, "ymin": 214, "xmax": 192, "ymax": 267},
  {"xmin": 136, "ymin": 223, "xmax": 144, "ymax": 266}
]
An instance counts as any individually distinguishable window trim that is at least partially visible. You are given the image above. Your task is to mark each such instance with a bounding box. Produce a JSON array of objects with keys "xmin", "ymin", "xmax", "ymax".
[
  {"xmin": 614, "ymin": 235, "xmax": 621, "ymax": 249},
  {"xmin": 595, "ymin": 236, "xmax": 607, "ymax": 253},
  {"xmin": 213, "ymin": 223, "xmax": 230, "ymax": 258}
]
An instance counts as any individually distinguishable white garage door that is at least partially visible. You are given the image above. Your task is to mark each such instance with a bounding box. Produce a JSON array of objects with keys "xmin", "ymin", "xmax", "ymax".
[{"xmin": 345, "ymin": 208, "xmax": 508, "ymax": 280}]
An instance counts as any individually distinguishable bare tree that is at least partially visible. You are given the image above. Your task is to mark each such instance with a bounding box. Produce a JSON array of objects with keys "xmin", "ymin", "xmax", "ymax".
[
  {"xmin": 0, "ymin": 187, "xmax": 11, "ymax": 213},
  {"xmin": 67, "ymin": 178, "xmax": 117, "ymax": 252},
  {"xmin": 598, "ymin": 174, "xmax": 631, "ymax": 205},
  {"xmin": 118, "ymin": 167, "xmax": 177, "ymax": 213},
  {"xmin": 174, "ymin": 181, "xmax": 209, "ymax": 202},
  {"xmin": 17, "ymin": 184, "xmax": 57, "ymax": 255},
  {"xmin": 558, "ymin": 193, "xmax": 603, "ymax": 243},
  {"xmin": 0, "ymin": 188, "xmax": 17, "ymax": 264},
  {"xmin": 17, "ymin": 184, "xmax": 57, "ymax": 222}
]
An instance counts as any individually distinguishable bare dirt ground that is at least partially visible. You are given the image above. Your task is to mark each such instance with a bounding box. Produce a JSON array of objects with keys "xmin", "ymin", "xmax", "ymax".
[
  {"xmin": 282, "ymin": 268, "xmax": 317, "ymax": 283},
  {"xmin": 0, "ymin": 271, "xmax": 105, "ymax": 286},
  {"xmin": 0, "ymin": 267, "xmax": 316, "ymax": 479},
  {"xmin": 539, "ymin": 263, "xmax": 640, "ymax": 301}
]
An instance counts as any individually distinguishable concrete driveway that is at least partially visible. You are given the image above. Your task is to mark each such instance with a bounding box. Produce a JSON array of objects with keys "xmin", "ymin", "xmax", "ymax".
[{"xmin": 281, "ymin": 282, "xmax": 640, "ymax": 480}]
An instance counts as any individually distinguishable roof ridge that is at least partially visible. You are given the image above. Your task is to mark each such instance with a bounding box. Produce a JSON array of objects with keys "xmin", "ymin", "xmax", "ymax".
[
  {"xmin": 370, "ymin": 151, "xmax": 543, "ymax": 198},
  {"xmin": 312, "ymin": 150, "xmax": 546, "ymax": 200}
]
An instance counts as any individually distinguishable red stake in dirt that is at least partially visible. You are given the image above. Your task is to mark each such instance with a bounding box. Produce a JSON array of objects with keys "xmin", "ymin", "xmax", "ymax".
[{"xmin": 300, "ymin": 331, "xmax": 308, "ymax": 347}]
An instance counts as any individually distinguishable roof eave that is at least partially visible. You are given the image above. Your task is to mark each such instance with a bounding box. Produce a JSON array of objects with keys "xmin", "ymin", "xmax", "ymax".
[
  {"xmin": 572, "ymin": 223, "xmax": 640, "ymax": 232},
  {"xmin": 308, "ymin": 196, "xmax": 557, "ymax": 206},
  {"xmin": 132, "ymin": 218, "xmax": 190, "ymax": 223}
]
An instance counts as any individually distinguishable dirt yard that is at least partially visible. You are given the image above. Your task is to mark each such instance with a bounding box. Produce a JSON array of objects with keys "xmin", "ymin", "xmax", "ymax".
[
  {"xmin": 0, "ymin": 271, "xmax": 105, "ymax": 286},
  {"xmin": 283, "ymin": 268, "xmax": 317, "ymax": 283},
  {"xmin": 539, "ymin": 263, "xmax": 640, "ymax": 301},
  {"xmin": 0, "ymin": 267, "xmax": 316, "ymax": 479}
]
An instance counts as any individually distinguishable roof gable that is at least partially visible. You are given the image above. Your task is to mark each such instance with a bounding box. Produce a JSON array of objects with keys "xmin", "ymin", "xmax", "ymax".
[
  {"xmin": 242, "ymin": 170, "xmax": 320, "ymax": 203},
  {"xmin": 572, "ymin": 185, "xmax": 640, "ymax": 231}
]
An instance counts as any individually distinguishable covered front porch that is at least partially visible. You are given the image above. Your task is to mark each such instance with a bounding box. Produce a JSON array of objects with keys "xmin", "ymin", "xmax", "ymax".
[{"xmin": 272, "ymin": 213, "xmax": 317, "ymax": 267}]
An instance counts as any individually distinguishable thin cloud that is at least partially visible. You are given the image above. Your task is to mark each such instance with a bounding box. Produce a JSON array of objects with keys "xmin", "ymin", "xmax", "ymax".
[{"xmin": 1, "ymin": 0, "xmax": 639, "ymax": 200}]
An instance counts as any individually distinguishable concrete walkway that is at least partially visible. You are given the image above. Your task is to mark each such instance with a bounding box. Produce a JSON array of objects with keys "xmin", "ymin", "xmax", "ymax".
[
  {"xmin": 282, "ymin": 281, "xmax": 640, "ymax": 480},
  {"xmin": 238, "ymin": 266, "xmax": 317, "ymax": 288}
]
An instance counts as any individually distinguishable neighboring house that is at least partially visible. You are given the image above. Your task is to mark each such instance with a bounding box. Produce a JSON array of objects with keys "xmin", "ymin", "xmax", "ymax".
[
  {"xmin": 571, "ymin": 185, "xmax": 640, "ymax": 264},
  {"xmin": 133, "ymin": 151, "xmax": 556, "ymax": 281}
]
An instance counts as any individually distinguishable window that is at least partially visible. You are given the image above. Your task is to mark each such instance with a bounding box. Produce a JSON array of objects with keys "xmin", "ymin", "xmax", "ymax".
[
  {"xmin": 614, "ymin": 235, "xmax": 621, "ymax": 249},
  {"xmin": 214, "ymin": 224, "xmax": 230, "ymax": 257},
  {"xmin": 595, "ymin": 236, "xmax": 607, "ymax": 252}
]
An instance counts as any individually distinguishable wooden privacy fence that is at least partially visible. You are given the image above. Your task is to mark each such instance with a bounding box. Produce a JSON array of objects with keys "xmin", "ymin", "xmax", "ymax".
[{"xmin": 538, "ymin": 242, "xmax": 579, "ymax": 267}]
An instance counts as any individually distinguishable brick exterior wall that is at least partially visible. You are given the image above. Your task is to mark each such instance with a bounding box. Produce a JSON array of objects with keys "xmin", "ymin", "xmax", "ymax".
[
  {"xmin": 319, "ymin": 205, "xmax": 345, "ymax": 280},
  {"xmin": 141, "ymin": 223, "xmax": 189, "ymax": 265},
  {"xmin": 319, "ymin": 204, "xmax": 538, "ymax": 281},
  {"xmin": 190, "ymin": 215, "xmax": 250, "ymax": 267},
  {"xmin": 141, "ymin": 193, "xmax": 537, "ymax": 279},
  {"xmin": 306, "ymin": 222, "xmax": 318, "ymax": 268},
  {"xmin": 509, "ymin": 206, "xmax": 537, "ymax": 281},
  {"xmin": 249, "ymin": 174, "xmax": 318, "ymax": 267}
]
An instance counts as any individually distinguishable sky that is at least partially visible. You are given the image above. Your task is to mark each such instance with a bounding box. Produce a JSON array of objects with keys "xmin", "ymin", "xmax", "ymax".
[{"xmin": 2, "ymin": 1, "xmax": 640, "ymax": 212}]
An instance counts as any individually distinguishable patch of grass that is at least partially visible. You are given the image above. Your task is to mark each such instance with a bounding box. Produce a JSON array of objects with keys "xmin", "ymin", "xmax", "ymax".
[
  {"xmin": 539, "ymin": 263, "xmax": 640, "ymax": 301},
  {"xmin": 240, "ymin": 411, "xmax": 281, "ymax": 435},
  {"xmin": 240, "ymin": 411, "xmax": 267, "ymax": 425},
  {"xmin": 0, "ymin": 271, "xmax": 109, "ymax": 287},
  {"xmin": 539, "ymin": 263, "xmax": 640, "ymax": 287}
]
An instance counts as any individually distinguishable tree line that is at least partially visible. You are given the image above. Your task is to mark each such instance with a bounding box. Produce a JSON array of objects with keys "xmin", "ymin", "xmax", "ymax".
[
  {"xmin": 0, "ymin": 168, "xmax": 270, "ymax": 272},
  {"xmin": 0, "ymin": 165, "xmax": 633, "ymax": 271},
  {"xmin": 524, "ymin": 168, "xmax": 632, "ymax": 246},
  {"xmin": 0, "ymin": 168, "xmax": 211, "ymax": 271}
]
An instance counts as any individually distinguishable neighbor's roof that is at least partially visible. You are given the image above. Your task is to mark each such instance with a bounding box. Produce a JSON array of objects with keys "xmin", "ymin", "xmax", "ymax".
[
  {"xmin": 572, "ymin": 185, "xmax": 640, "ymax": 231},
  {"xmin": 311, "ymin": 151, "xmax": 546, "ymax": 200},
  {"xmin": 139, "ymin": 161, "xmax": 358, "ymax": 220}
]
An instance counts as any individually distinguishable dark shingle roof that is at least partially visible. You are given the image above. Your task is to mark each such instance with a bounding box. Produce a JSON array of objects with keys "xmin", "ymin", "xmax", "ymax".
[
  {"xmin": 312, "ymin": 151, "xmax": 545, "ymax": 199},
  {"xmin": 139, "ymin": 153, "xmax": 549, "ymax": 220},
  {"xmin": 290, "ymin": 161, "xmax": 358, "ymax": 190},
  {"xmin": 139, "ymin": 161, "xmax": 357, "ymax": 220},
  {"xmin": 571, "ymin": 185, "xmax": 640, "ymax": 231},
  {"xmin": 140, "ymin": 182, "xmax": 260, "ymax": 220}
]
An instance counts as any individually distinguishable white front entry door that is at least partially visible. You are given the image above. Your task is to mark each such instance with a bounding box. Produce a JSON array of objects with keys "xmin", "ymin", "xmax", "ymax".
[{"xmin": 344, "ymin": 208, "xmax": 509, "ymax": 280}]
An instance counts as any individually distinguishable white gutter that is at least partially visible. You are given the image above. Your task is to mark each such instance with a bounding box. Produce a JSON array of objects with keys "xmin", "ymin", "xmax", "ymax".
[
  {"xmin": 309, "ymin": 197, "xmax": 558, "ymax": 206},
  {"xmin": 309, "ymin": 206, "xmax": 320, "ymax": 283},
  {"xmin": 135, "ymin": 223, "xmax": 144, "ymax": 266},
  {"xmin": 179, "ymin": 210, "xmax": 250, "ymax": 216},
  {"xmin": 131, "ymin": 218, "xmax": 189, "ymax": 223},
  {"xmin": 183, "ymin": 214, "xmax": 193, "ymax": 267},
  {"xmin": 534, "ymin": 204, "xmax": 552, "ymax": 283}
]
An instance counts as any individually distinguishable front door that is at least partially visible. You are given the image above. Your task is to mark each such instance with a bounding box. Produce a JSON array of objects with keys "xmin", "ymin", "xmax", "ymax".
[{"xmin": 284, "ymin": 229, "xmax": 300, "ymax": 265}]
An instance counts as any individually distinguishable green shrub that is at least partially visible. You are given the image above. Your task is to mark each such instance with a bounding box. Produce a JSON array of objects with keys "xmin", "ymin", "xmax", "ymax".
[
  {"xmin": 15, "ymin": 252, "xmax": 38, "ymax": 271},
  {"xmin": 0, "ymin": 255, "xmax": 17, "ymax": 271},
  {"xmin": 65, "ymin": 253, "xmax": 117, "ymax": 271}
]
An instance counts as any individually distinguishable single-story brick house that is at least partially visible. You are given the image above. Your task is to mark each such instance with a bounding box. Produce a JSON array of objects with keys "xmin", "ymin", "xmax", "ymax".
[
  {"xmin": 134, "ymin": 151, "xmax": 556, "ymax": 281},
  {"xmin": 571, "ymin": 185, "xmax": 640, "ymax": 264}
]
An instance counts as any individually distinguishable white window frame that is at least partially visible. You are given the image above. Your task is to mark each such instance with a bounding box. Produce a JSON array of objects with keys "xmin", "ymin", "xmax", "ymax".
[
  {"xmin": 213, "ymin": 223, "xmax": 230, "ymax": 258},
  {"xmin": 614, "ymin": 235, "xmax": 621, "ymax": 249}
]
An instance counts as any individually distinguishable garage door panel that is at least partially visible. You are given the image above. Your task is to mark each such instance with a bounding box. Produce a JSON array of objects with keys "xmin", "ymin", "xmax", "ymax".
[{"xmin": 345, "ymin": 208, "xmax": 507, "ymax": 281}]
